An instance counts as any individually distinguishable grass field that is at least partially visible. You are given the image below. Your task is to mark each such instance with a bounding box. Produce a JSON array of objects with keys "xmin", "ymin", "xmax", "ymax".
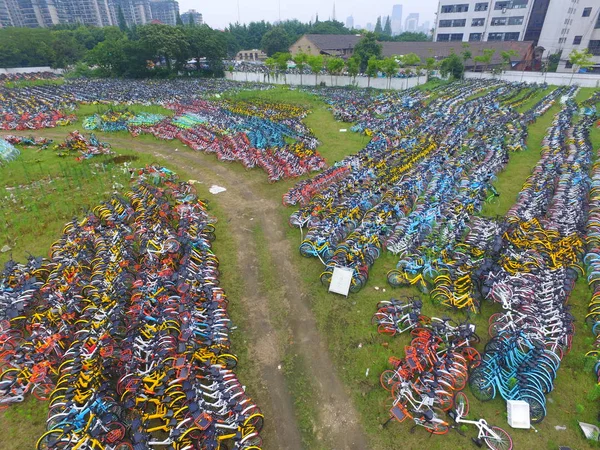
[{"xmin": 1, "ymin": 81, "xmax": 599, "ymax": 450}]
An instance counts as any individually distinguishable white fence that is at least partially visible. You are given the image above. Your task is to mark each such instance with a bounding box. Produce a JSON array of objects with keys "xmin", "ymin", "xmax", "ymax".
[
  {"xmin": 464, "ymin": 71, "xmax": 600, "ymax": 87},
  {"xmin": 0, "ymin": 67, "xmax": 64, "ymax": 75},
  {"xmin": 225, "ymin": 71, "xmax": 427, "ymax": 90}
]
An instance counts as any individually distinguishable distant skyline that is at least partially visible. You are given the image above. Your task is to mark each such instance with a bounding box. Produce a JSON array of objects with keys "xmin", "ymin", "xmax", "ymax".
[{"xmin": 178, "ymin": 0, "xmax": 439, "ymax": 30}]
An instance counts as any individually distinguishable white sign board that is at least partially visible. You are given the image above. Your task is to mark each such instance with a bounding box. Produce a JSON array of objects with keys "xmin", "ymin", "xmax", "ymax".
[{"xmin": 328, "ymin": 266, "xmax": 354, "ymax": 297}]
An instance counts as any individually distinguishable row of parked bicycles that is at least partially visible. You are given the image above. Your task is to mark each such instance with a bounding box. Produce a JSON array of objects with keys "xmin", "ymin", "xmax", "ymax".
[
  {"xmin": 0, "ymin": 79, "xmax": 270, "ymax": 130},
  {"xmin": 0, "ymin": 165, "xmax": 263, "ymax": 449}
]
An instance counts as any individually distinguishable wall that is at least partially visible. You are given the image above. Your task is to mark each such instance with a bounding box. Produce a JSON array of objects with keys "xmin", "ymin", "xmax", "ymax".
[
  {"xmin": 226, "ymin": 71, "xmax": 426, "ymax": 90},
  {"xmin": 464, "ymin": 70, "xmax": 600, "ymax": 87},
  {"xmin": 0, "ymin": 66, "xmax": 64, "ymax": 74}
]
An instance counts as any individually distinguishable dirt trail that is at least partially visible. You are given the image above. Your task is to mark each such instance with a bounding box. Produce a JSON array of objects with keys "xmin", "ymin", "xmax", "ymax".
[{"xmin": 13, "ymin": 131, "xmax": 369, "ymax": 449}]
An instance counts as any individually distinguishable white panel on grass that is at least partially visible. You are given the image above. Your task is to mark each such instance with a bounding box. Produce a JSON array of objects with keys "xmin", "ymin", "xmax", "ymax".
[{"xmin": 328, "ymin": 266, "xmax": 354, "ymax": 297}]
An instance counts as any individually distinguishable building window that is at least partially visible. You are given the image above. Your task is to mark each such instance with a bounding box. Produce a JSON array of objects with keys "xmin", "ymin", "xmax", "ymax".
[
  {"xmin": 511, "ymin": 0, "xmax": 528, "ymax": 8},
  {"xmin": 475, "ymin": 2, "xmax": 488, "ymax": 11},
  {"xmin": 441, "ymin": 4, "xmax": 469, "ymax": 13},
  {"xmin": 495, "ymin": 1, "xmax": 509, "ymax": 10},
  {"xmin": 472, "ymin": 18, "xmax": 486, "ymax": 26},
  {"xmin": 508, "ymin": 16, "xmax": 524, "ymax": 25},
  {"xmin": 439, "ymin": 20, "xmax": 452, "ymax": 27},
  {"xmin": 441, "ymin": 5, "xmax": 454, "ymax": 13},
  {"xmin": 437, "ymin": 33, "xmax": 450, "ymax": 41},
  {"xmin": 589, "ymin": 40, "xmax": 600, "ymax": 55},
  {"xmin": 469, "ymin": 33, "xmax": 483, "ymax": 41},
  {"xmin": 573, "ymin": 35, "xmax": 583, "ymax": 45},
  {"xmin": 491, "ymin": 17, "xmax": 507, "ymax": 26},
  {"xmin": 450, "ymin": 33, "xmax": 464, "ymax": 41},
  {"xmin": 488, "ymin": 32, "xmax": 503, "ymax": 41},
  {"xmin": 596, "ymin": 14, "xmax": 600, "ymax": 28},
  {"xmin": 565, "ymin": 61, "xmax": 573, "ymax": 69},
  {"xmin": 504, "ymin": 32, "xmax": 519, "ymax": 40},
  {"xmin": 456, "ymin": 4, "xmax": 469, "ymax": 12},
  {"xmin": 583, "ymin": 7, "xmax": 592, "ymax": 17},
  {"xmin": 453, "ymin": 19, "xmax": 466, "ymax": 27},
  {"xmin": 558, "ymin": 37, "xmax": 567, "ymax": 44}
]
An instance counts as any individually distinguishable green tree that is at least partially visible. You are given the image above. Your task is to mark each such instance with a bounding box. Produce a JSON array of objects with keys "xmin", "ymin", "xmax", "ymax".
[
  {"xmin": 261, "ymin": 27, "xmax": 291, "ymax": 56},
  {"xmin": 383, "ymin": 16, "xmax": 392, "ymax": 36},
  {"xmin": 500, "ymin": 49, "xmax": 519, "ymax": 74},
  {"xmin": 346, "ymin": 56, "xmax": 360, "ymax": 84},
  {"xmin": 353, "ymin": 32, "xmax": 382, "ymax": 71},
  {"xmin": 274, "ymin": 52, "xmax": 291, "ymax": 82},
  {"xmin": 568, "ymin": 48, "xmax": 594, "ymax": 84},
  {"xmin": 265, "ymin": 56, "xmax": 276, "ymax": 81},
  {"xmin": 473, "ymin": 48, "xmax": 495, "ymax": 76},
  {"xmin": 374, "ymin": 17, "xmax": 383, "ymax": 34},
  {"xmin": 311, "ymin": 20, "xmax": 350, "ymax": 34},
  {"xmin": 186, "ymin": 25, "xmax": 227, "ymax": 74},
  {"xmin": 307, "ymin": 54, "xmax": 324, "ymax": 85},
  {"xmin": 293, "ymin": 52, "xmax": 308, "ymax": 85},
  {"xmin": 424, "ymin": 56, "xmax": 438, "ymax": 81},
  {"xmin": 188, "ymin": 14, "xmax": 195, "ymax": 26},
  {"xmin": 380, "ymin": 56, "xmax": 399, "ymax": 89},
  {"xmin": 366, "ymin": 56, "xmax": 380, "ymax": 87},
  {"xmin": 326, "ymin": 56, "xmax": 345, "ymax": 85},
  {"xmin": 439, "ymin": 53, "xmax": 464, "ymax": 80},
  {"xmin": 50, "ymin": 30, "xmax": 86, "ymax": 68},
  {"xmin": 176, "ymin": 12, "xmax": 184, "ymax": 26},
  {"xmin": 392, "ymin": 32, "xmax": 429, "ymax": 42},
  {"xmin": 137, "ymin": 24, "xmax": 188, "ymax": 72},
  {"xmin": 401, "ymin": 52, "xmax": 421, "ymax": 68},
  {"xmin": 461, "ymin": 43, "xmax": 472, "ymax": 65}
]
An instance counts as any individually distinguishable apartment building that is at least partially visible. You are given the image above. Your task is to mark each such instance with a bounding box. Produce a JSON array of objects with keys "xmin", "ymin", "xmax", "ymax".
[
  {"xmin": 110, "ymin": 0, "xmax": 153, "ymax": 26},
  {"xmin": 181, "ymin": 9, "xmax": 202, "ymax": 25},
  {"xmin": 434, "ymin": 0, "xmax": 534, "ymax": 43},
  {"xmin": 537, "ymin": 1, "xmax": 600, "ymax": 73},
  {"xmin": 0, "ymin": 0, "xmax": 63, "ymax": 27},
  {"xmin": 149, "ymin": 0, "xmax": 178, "ymax": 26}
]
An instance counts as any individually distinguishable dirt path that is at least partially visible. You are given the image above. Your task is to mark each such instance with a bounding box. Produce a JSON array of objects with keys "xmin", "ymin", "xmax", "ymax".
[{"xmin": 21, "ymin": 131, "xmax": 369, "ymax": 449}]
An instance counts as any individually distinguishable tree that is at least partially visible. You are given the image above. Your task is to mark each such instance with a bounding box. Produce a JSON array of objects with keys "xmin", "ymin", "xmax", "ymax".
[
  {"xmin": 293, "ymin": 52, "xmax": 308, "ymax": 85},
  {"xmin": 261, "ymin": 27, "xmax": 291, "ymax": 56},
  {"xmin": 401, "ymin": 52, "xmax": 421, "ymax": 68},
  {"xmin": 366, "ymin": 56, "xmax": 380, "ymax": 87},
  {"xmin": 500, "ymin": 49, "xmax": 519, "ymax": 74},
  {"xmin": 307, "ymin": 54, "xmax": 324, "ymax": 85},
  {"xmin": 117, "ymin": 6, "xmax": 128, "ymax": 32},
  {"xmin": 137, "ymin": 24, "xmax": 188, "ymax": 72},
  {"xmin": 353, "ymin": 32, "xmax": 382, "ymax": 71},
  {"xmin": 439, "ymin": 53, "xmax": 464, "ymax": 80},
  {"xmin": 176, "ymin": 12, "xmax": 184, "ymax": 26},
  {"xmin": 424, "ymin": 56, "xmax": 438, "ymax": 81},
  {"xmin": 383, "ymin": 16, "xmax": 392, "ymax": 36},
  {"xmin": 346, "ymin": 56, "xmax": 360, "ymax": 84},
  {"xmin": 380, "ymin": 56, "xmax": 399, "ymax": 89},
  {"xmin": 326, "ymin": 56, "xmax": 345, "ymax": 86},
  {"xmin": 265, "ymin": 57, "xmax": 276, "ymax": 81},
  {"xmin": 188, "ymin": 14, "xmax": 195, "ymax": 27},
  {"xmin": 473, "ymin": 48, "xmax": 495, "ymax": 77},
  {"xmin": 461, "ymin": 43, "xmax": 471, "ymax": 65},
  {"xmin": 274, "ymin": 52, "xmax": 291, "ymax": 82},
  {"xmin": 186, "ymin": 25, "xmax": 227, "ymax": 74},
  {"xmin": 393, "ymin": 32, "xmax": 429, "ymax": 42},
  {"xmin": 568, "ymin": 48, "xmax": 594, "ymax": 84},
  {"xmin": 312, "ymin": 20, "xmax": 350, "ymax": 35},
  {"xmin": 374, "ymin": 17, "xmax": 382, "ymax": 34}
]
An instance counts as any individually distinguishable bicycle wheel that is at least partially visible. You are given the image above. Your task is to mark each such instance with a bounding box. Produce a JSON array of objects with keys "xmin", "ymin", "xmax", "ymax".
[
  {"xmin": 216, "ymin": 353, "xmax": 238, "ymax": 370},
  {"xmin": 421, "ymin": 415, "xmax": 450, "ymax": 435},
  {"xmin": 469, "ymin": 372, "xmax": 495, "ymax": 402},
  {"xmin": 483, "ymin": 426, "xmax": 513, "ymax": 450},
  {"xmin": 32, "ymin": 381, "xmax": 54, "ymax": 401},
  {"xmin": 36, "ymin": 429, "xmax": 68, "ymax": 450},
  {"xmin": 454, "ymin": 391, "xmax": 469, "ymax": 417},
  {"xmin": 380, "ymin": 370, "xmax": 399, "ymax": 391},
  {"xmin": 244, "ymin": 413, "xmax": 265, "ymax": 433}
]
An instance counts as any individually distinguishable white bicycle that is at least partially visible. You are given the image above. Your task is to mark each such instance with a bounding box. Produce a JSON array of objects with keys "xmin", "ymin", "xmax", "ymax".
[{"xmin": 449, "ymin": 396, "xmax": 513, "ymax": 450}]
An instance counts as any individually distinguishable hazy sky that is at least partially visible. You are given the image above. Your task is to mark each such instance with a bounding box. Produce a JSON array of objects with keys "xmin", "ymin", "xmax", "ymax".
[{"xmin": 178, "ymin": 0, "xmax": 439, "ymax": 30}]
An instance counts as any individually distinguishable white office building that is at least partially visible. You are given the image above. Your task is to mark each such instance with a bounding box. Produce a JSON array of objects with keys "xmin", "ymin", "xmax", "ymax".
[
  {"xmin": 433, "ymin": 0, "xmax": 600, "ymax": 72},
  {"xmin": 434, "ymin": 0, "xmax": 534, "ymax": 43}
]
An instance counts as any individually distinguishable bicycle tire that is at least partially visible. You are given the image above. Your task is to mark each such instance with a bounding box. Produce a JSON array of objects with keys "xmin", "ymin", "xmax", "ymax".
[{"xmin": 483, "ymin": 426, "xmax": 513, "ymax": 450}]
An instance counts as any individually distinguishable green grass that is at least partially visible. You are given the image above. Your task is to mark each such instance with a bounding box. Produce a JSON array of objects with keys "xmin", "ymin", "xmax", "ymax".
[
  {"xmin": 0, "ymin": 145, "xmax": 158, "ymax": 265},
  {"xmin": 514, "ymin": 86, "xmax": 556, "ymax": 114},
  {"xmin": 481, "ymin": 97, "xmax": 563, "ymax": 217}
]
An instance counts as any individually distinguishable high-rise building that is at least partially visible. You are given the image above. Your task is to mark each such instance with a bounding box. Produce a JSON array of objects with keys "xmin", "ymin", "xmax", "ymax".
[
  {"xmin": 149, "ymin": 0, "xmax": 178, "ymax": 25},
  {"xmin": 181, "ymin": 8, "xmax": 202, "ymax": 25},
  {"xmin": 110, "ymin": 0, "xmax": 153, "ymax": 27},
  {"xmin": 391, "ymin": 4, "xmax": 403, "ymax": 35},
  {"xmin": 62, "ymin": 0, "xmax": 113, "ymax": 26},
  {"xmin": 0, "ymin": 0, "xmax": 63, "ymax": 27},
  {"xmin": 346, "ymin": 15, "xmax": 354, "ymax": 30},
  {"xmin": 405, "ymin": 12, "xmax": 418, "ymax": 32},
  {"xmin": 366, "ymin": 22, "xmax": 373, "ymax": 32}
]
